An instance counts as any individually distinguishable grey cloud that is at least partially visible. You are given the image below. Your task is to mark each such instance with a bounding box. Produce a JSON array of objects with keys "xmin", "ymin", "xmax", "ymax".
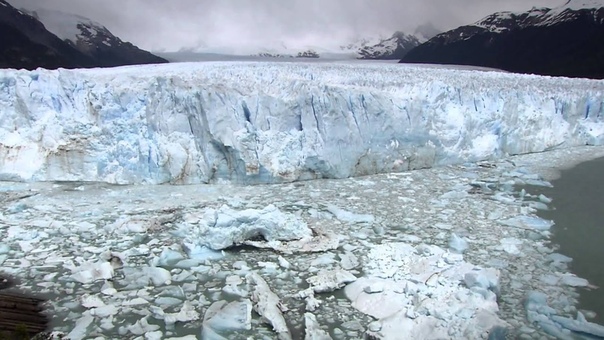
[{"xmin": 8, "ymin": 0, "xmax": 564, "ymax": 52}]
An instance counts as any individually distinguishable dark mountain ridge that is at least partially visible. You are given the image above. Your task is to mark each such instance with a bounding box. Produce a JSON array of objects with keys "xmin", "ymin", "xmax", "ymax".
[
  {"xmin": 401, "ymin": 0, "xmax": 604, "ymax": 79},
  {"xmin": 0, "ymin": 0, "xmax": 167, "ymax": 70}
]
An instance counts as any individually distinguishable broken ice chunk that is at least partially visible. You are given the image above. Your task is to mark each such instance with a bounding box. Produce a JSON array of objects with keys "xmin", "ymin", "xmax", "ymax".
[
  {"xmin": 363, "ymin": 282, "xmax": 385, "ymax": 294},
  {"xmin": 154, "ymin": 301, "xmax": 200, "ymax": 326},
  {"xmin": 304, "ymin": 313, "xmax": 333, "ymax": 340},
  {"xmin": 155, "ymin": 248, "xmax": 186, "ymax": 267},
  {"xmin": 297, "ymin": 288, "xmax": 322, "ymax": 312},
  {"xmin": 66, "ymin": 314, "xmax": 94, "ymax": 340},
  {"xmin": 326, "ymin": 205, "xmax": 374, "ymax": 224},
  {"xmin": 67, "ymin": 261, "xmax": 114, "ymax": 284},
  {"xmin": 89, "ymin": 304, "xmax": 119, "ymax": 318},
  {"xmin": 344, "ymin": 278, "xmax": 409, "ymax": 319},
  {"xmin": 339, "ymin": 251, "xmax": 359, "ymax": 270},
  {"xmin": 6, "ymin": 225, "xmax": 40, "ymax": 241},
  {"xmin": 232, "ymin": 261, "xmax": 250, "ymax": 271},
  {"xmin": 156, "ymin": 297, "xmax": 183, "ymax": 307},
  {"xmin": 182, "ymin": 243, "xmax": 224, "ymax": 261},
  {"xmin": 449, "ymin": 233, "xmax": 468, "ymax": 253},
  {"xmin": 310, "ymin": 253, "xmax": 336, "ymax": 267},
  {"xmin": 539, "ymin": 194, "xmax": 552, "ymax": 203},
  {"xmin": 165, "ymin": 336, "xmax": 198, "ymax": 340},
  {"xmin": 463, "ymin": 268, "xmax": 500, "ymax": 294},
  {"xmin": 0, "ymin": 243, "xmax": 10, "ymax": 254},
  {"xmin": 121, "ymin": 266, "xmax": 172, "ymax": 288},
  {"xmin": 80, "ymin": 294, "xmax": 105, "ymax": 308},
  {"xmin": 247, "ymin": 272, "xmax": 292, "ymax": 340},
  {"xmin": 223, "ymin": 275, "xmax": 248, "ymax": 297},
  {"xmin": 559, "ymin": 274, "xmax": 590, "ymax": 287},
  {"xmin": 547, "ymin": 253, "xmax": 572, "ymax": 264},
  {"xmin": 127, "ymin": 316, "xmax": 160, "ymax": 336},
  {"xmin": 145, "ymin": 331, "xmax": 163, "ymax": 340},
  {"xmin": 499, "ymin": 238, "xmax": 523, "ymax": 255},
  {"xmin": 440, "ymin": 189, "xmax": 468, "ymax": 200},
  {"xmin": 500, "ymin": 216, "xmax": 553, "ymax": 231},
  {"xmin": 201, "ymin": 300, "xmax": 252, "ymax": 339},
  {"xmin": 306, "ymin": 269, "xmax": 357, "ymax": 293},
  {"xmin": 104, "ymin": 216, "xmax": 159, "ymax": 234},
  {"xmin": 525, "ymin": 179, "xmax": 553, "ymax": 187},
  {"xmin": 191, "ymin": 204, "xmax": 312, "ymax": 250},
  {"xmin": 551, "ymin": 313, "xmax": 604, "ymax": 337},
  {"xmin": 278, "ymin": 256, "xmax": 291, "ymax": 269},
  {"xmin": 158, "ymin": 286, "xmax": 186, "ymax": 299},
  {"xmin": 101, "ymin": 281, "xmax": 117, "ymax": 296},
  {"xmin": 123, "ymin": 298, "xmax": 149, "ymax": 306}
]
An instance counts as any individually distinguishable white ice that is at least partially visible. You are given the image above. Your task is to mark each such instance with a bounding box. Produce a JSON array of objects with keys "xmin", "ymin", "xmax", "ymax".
[
  {"xmin": 345, "ymin": 242, "xmax": 507, "ymax": 339},
  {"xmin": 182, "ymin": 204, "xmax": 312, "ymax": 250},
  {"xmin": 1, "ymin": 62, "xmax": 603, "ymax": 184},
  {"xmin": 247, "ymin": 272, "xmax": 292, "ymax": 340},
  {"xmin": 202, "ymin": 300, "xmax": 252, "ymax": 339}
]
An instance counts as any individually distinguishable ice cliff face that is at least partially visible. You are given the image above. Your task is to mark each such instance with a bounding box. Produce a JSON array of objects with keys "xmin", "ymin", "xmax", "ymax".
[{"xmin": 0, "ymin": 62, "xmax": 603, "ymax": 184}]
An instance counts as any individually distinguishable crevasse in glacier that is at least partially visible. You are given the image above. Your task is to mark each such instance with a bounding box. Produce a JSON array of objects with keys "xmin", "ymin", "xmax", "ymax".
[{"xmin": 0, "ymin": 62, "xmax": 603, "ymax": 184}]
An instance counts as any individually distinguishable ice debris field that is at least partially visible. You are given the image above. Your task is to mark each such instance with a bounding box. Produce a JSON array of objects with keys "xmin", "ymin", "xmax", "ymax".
[{"xmin": 0, "ymin": 61, "xmax": 604, "ymax": 339}]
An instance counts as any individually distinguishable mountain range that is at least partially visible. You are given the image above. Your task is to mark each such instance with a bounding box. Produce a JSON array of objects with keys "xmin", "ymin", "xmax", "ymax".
[
  {"xmin": 3, "ymin": 0, "xmax": 603, "ymax": 80},
  {"xmin": 401, "ymin": 0, "xmax": 604, "ymax": 79},
  {"xmin": 162, "ymin": 23, "xmax": 440, "ymax": 61},
  {"xmin": 339, "ymin": 23, "xmax": 440, "ymax": 60},
  {"xmin": 0, "ymin": 0, "xmax": 167, "ymax": 70}
]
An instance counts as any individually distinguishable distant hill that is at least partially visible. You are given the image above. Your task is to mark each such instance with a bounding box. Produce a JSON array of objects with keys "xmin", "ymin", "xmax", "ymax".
[
  {"xmin": 346, "ymin": 25, "xmax": 440, "ymax": 60},
  {"xmin": 401, "ymin": 0, "xmax": 604, "ymax": 79},
  {"xmin": 357, "ymin": 31, "xmax": 421, "ymax": 60}
]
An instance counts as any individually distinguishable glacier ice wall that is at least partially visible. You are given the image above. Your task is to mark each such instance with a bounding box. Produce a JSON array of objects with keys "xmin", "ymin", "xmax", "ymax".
[{"xmin": 0, "ymin": 62, "xmax": 603, "ymax": 184}]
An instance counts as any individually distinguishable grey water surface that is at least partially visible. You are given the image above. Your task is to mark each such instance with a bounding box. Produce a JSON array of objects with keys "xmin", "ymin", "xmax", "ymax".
[{"xmin": 532, "ymin": 156, "xmax": 604, "ymax": 325}]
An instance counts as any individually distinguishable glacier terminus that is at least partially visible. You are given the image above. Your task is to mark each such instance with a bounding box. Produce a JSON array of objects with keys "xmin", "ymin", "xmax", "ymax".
[
  {"xmin": 1, "ymin": 61, "xmax": 604, "ymax": 340},
  {"xmin": 1, "ymin": 61, "xmax": 603, "ymax": 184}
]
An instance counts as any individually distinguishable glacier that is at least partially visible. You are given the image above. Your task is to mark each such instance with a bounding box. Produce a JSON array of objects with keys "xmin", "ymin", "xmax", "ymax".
[{"xmin": 1, "ymin": 61, "xmax": 603, "ymax": 184}]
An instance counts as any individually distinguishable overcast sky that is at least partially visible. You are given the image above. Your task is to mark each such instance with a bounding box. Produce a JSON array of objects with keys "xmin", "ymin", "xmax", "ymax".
[{"xmin": 9, "ymin": 0, "xmax": 564, "ymax": 53}]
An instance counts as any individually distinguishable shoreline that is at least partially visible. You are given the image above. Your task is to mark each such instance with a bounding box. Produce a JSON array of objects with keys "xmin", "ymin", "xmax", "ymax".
[{"xmin": 513, "ymin": 146, "xmax": 604, "ymax": 181}]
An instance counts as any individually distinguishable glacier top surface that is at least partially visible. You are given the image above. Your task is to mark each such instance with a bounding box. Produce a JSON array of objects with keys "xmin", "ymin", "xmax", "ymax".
[{"xmin": 10, "ymin": 60, "xmax": 603, "ymax": 90}]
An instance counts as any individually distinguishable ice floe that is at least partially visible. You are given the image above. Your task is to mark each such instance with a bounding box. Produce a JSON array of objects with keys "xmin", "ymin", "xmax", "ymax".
[
  {"xmin": 202, "ymin": 300, "xmax": 252, "ymax": 339},
  {"xmin": 247, "ymin": 272, "xmax": 292, "ymax": 340}
]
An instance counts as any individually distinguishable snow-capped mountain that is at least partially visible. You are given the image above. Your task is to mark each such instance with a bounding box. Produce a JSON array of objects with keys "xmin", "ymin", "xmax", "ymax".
[
  {"xmin": 401, "ymin": 0, "xmax": 604, "ymax": 79},
  {"xmin": 343, "ymin": 25, "xmax": 439, "ymax": 60},
  {"xmin": 167, "ymin": 26, "xmax": 439, "ymax": 61},
  {"xmin": 357, "ymin": 31, "xmax": 422, "ymax": 60},
  {"xmin": 28, "ymin": 9, "xmax": 167, "ymax": 67},
  {"xmin": 0, "ymin": 0, "xmax": 96, "ymax": 69}
]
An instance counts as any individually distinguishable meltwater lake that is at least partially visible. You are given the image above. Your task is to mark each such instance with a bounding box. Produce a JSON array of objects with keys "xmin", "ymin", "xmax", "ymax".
[{"xmin": 532, "ymin": 157, "xmax": 604, "ymax": 325}]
